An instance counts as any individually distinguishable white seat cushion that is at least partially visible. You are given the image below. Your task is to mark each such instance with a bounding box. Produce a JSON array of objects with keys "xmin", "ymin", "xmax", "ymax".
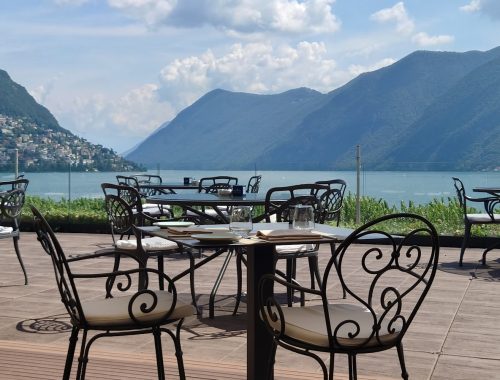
[
  {"xmin": 0, "ymin": 226, "xmax": 13, "ymax": 234},
  {"xmin": 116, "ymin": 236, "xmax": 179, "ymax": 251},
  {"xmin": 275, "ymin": 244, "xmax": 315, "ymax": 254},
  {"xmin": 186, "ymin": 208, "xmax": 229, "ymax": 217},
  {"xmin": 82, "ymin": 290, "xmax": 195, "ymax": 327},
  {"xmin": 467, "ymin": 213, "xmax": 500, "ymax": 223},
  {"xmin": 265, "ymin": 303, "xmax": 401, "ymax": 348}
]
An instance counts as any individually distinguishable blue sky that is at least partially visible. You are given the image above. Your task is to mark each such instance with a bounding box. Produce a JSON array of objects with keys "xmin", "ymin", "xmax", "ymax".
[{"xmin": 1, "ymin": 0, "xmax": 500, "ymax": 153}]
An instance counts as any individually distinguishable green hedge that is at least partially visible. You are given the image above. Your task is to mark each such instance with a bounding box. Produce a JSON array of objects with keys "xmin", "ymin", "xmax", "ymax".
[{"xmin": 20, "ymin": 194, "xmax": 499, "ymax": 237}]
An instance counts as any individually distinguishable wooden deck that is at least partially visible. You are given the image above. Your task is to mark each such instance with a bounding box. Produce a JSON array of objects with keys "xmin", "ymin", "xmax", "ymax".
[{"xmin": 1, "ymin": 231, "xmax": 499, "ymax": 379}]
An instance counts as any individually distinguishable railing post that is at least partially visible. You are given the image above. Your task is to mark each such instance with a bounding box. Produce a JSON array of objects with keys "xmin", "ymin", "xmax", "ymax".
[
  {"xmin": 14, "ymin": 148, "xmax": 19, "ymax": 179},
  {"xmin": 356, "ymin": 145, "xmax": 361, "ymax": 224}
]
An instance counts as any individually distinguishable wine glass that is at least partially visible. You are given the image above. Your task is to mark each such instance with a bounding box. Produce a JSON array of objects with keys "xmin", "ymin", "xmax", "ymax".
[
  {"xmin": 292, "ymin": 204, "xmax": 315, "ymax": 231},
  {"xmin": 229, "ymin": 206, "xmax": 253, "ymax": 237}
]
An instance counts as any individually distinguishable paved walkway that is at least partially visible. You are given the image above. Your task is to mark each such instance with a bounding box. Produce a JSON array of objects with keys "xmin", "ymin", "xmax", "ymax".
[{"xmin": 1, "ymin": 232, "xmax": 499, "ymax": 379}]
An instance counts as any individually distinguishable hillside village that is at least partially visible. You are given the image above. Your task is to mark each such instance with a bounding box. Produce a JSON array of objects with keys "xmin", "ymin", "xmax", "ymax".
[{"xmin": 0, "ymin": 114, "xmax": 142, "ymax": 172}]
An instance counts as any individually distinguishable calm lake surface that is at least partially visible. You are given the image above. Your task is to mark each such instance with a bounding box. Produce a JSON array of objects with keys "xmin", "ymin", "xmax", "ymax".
[{"xmin": 2, "ymin": 170, "xmax": 499, "ymax": 206}]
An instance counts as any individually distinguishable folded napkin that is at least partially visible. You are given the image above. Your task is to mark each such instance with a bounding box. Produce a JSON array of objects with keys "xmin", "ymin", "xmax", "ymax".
[
  {"xmin": 256, "ymin": 229, "xmax": 322, "ymax": 241},
  {"xmin": 166, "ymin": 227, "xmax": 213, "ymax": 235},
  {"xmin": 0, "ymin": 226, "xmax": 13, "ymax": 234}
]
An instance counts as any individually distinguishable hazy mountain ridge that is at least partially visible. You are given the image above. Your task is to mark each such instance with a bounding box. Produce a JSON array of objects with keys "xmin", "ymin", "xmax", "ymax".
[{"xmin": 127, "ymin": 47, "xmax": 500, "ymax": 171}]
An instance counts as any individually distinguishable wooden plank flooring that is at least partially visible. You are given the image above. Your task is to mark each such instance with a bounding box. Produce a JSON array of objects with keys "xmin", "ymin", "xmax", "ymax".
[{"xmin": 1, "ymin": 232, "xmax": 500, "ymax": 379}]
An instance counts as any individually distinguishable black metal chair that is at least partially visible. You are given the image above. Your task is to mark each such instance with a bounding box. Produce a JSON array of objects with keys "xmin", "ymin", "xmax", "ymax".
[
  {"xmin": 259, "ymin": 213, "xmax": 439, "ymax": 380},
  {"xmin": 116, "ymin": 175, "xmax": 172, "ymax": 218},
  {"xmin": 101, "ymin": 183, "xmax": 198, "ymax": 309},
  {"xmin": 30, "ymin": 206, "xmax": 194, "ymax": 380},
  {"xmin": 246, "ymin": 175, "xmax": 262, "ymax": 193},
  {"xmin": 452, "ymin": 177, "xmax": 500, "ymax": 266},
  {"xmin": 315, "ymin": 179, "xmax": 347, "ymax": 226},
  {"xmin": 198, "ymin": 176, "xmax": 238, "ymax": 193},
  {"xmin": 0, "ymin": 179, "xmax": 29, "ymax": 284}
]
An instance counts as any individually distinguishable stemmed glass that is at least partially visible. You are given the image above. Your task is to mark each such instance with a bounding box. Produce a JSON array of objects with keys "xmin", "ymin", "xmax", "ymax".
[
  {"xmin": 292, "ymin": 204, "xmax": 315, "ymax": 231},
  {"xmin": 229, "ymin": 206, "xmax": 253, "ymax": 237}
]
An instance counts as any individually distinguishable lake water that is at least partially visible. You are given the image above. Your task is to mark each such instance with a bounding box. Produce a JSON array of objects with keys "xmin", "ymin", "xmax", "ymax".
[{"xmin": 2, "ymin": 170, "xmax": 499, "ymax": 206}]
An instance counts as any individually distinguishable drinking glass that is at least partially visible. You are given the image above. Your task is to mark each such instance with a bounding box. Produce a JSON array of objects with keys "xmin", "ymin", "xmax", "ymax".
[
  {"xmin": 229, "ymin": 206, "xmax": 253, "ymax": 237},
  {"xmin": 292, "ymin": 204, "xmax": 315, "ymax": 231}
]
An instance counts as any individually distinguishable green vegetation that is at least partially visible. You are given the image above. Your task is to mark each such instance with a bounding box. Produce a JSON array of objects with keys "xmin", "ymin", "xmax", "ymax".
[{"xmin": 20, "ymin": 194, "xmax": 500, "ymax": 238}]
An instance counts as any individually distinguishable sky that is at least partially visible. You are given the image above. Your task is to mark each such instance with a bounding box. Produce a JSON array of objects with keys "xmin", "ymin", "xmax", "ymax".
[{"xmin": 1, "ymin": 0, "xmax": 500, "ymax": 154}]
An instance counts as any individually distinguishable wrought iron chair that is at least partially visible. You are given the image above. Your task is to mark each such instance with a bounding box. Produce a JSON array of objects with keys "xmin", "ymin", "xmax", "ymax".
[
  {"xmin": 259, "ymin": 213, "xmax": 439, "ymax": 380},
  {"xmin": 30, "ymin": 206, "xmax": 194, "ymax": 380},
  {"xmin": 452, "ymin": 177, "xmax": 500, "ymax": 266},
  {"xmin": 0, "ymin": 178, "xmax": 29, "ymax": 284},
  {"xmin": 116, "ymin": 175, "xmax": 172, "ymax": 217},
  {"xmin": 101, "ymin": 183, "xmax": 198, "ymax": 309},
  {"xmin": 189, "ymin": 176, "xmax": 239, "ymax": 224},
  {"xmin": 314, "ymin": 179, "xmax": 347, "ymax": 226},
  {"xmin": 246, "ymin": 175, "xmax": 262, "ymax": 193}
]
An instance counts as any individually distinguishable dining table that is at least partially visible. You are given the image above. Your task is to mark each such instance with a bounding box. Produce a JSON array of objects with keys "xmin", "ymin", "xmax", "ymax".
[
  {"xmin": 473, "ymin": 186, "xmax": 500, "ymax": 197},
  {"xmin": 145, "ymin": 222, "xmax": 355, "ymax": 380},
  {"xmin": 146, "ymin": 192, "xmax": 285, "ymax": 223}
]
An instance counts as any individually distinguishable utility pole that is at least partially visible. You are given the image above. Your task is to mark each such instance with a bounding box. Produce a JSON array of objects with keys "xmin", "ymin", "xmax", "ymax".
[{"xmin": 356, "ymin": 145, "xmax": 361, "ymax": 224}]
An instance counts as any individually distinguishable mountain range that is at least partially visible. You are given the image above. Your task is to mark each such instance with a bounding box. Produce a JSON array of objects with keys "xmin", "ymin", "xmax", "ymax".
[{"xmin": 126, "ymin": 47, "xmax": 500, "ymax": 171}]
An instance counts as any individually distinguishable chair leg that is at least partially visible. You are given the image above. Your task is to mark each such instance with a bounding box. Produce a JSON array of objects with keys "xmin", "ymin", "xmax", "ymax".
[
  {"xmin": 153, "ymin": 327, "xmax": 166, "ymax": 380},
  {"xmin": 233, "ymin": 248, "xmax": 244, "ymax": 315},
  {"xmin": 209, "ymin": 249, "xmax": 234, "ymax": 318},
  {"xmin": 187, "ymin": 251, "xmax": 199, "ymax": 312},
  {"xmin": 347, "ymin": 354, "xmax": 358, "ymax": 380},
  {"xmin": 397, "ymin": 343, "xmax": 409, "ymax": 380},
  {"xmin": 157, "ymin": 256, "xmax": 165, "ymax": 290},
  {"xmin": 162, "ymin": 320, "xmax": 187, "ymax": 380},
  {"xmin": 75, "ymin": 330, "xmax": 88, "ymax": 380},
  {"xmin": 459, "ymin": 222, "xmax": 472, "ymax": 266},
  {"xmin": 12, "ymin": 235, "xmax": 28, "ymax": 285},
  {"xmin": 63, "ymin": 326, "xmax": 79, "ymax": 380},
  {"xmin": 308, "ymin": 256, "xmax": 322, "ymax": 290},
  {"xmin": 328, "ymin": 353, "xmax": 334, "ymax": 380},
  {"xmin": 285, "ymin": 259, "xmax": 295, "ymax": 307},
  {"xmin": 482, "ymin": 241, "xmax": 500, "ymax": 265}
]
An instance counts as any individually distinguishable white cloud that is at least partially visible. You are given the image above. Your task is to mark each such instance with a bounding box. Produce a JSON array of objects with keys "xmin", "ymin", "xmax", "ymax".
[
  {"xmin": 108, "ymin": 0, "xmax": 178, "ymax": 27},
  {"xmin": 157, "ymin": 41, "xmax": 338, "ymax": 109},
  {"xmin": 370, "ymin": 2, "xmax": 415, "ymax": 35},
  {"xmin": 107, "ymin": 0, "xmax": 340, "ymax": 34},
  {"xmin": 51, "ymin": 84, "xmax": 175, "ymax": 151},
  {"xmin": 412, "ymin": 32, "xmax": 454, "ymax": 46},
  {"xmin": 460, "ymin": 0, "xmax": 481, "ymax": 13}
]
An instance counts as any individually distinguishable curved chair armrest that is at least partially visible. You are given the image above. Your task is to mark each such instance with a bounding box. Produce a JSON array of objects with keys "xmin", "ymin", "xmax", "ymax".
[
  {"xmin": 260, "ymin": 273, "xmax": 322, "ymax": 298},
  {"xmin": 66, "ymin": 248, "xmax": 144, "ymax": 265},
  {"xmin": 73, "ymin": 267, "xmax": 177, "ymax": 294}
]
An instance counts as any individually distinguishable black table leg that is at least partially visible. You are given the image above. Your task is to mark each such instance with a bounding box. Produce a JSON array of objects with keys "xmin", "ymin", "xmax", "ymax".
[{"xmin": 246, "ymin": 244, "xmax": 275, "ymax": 380}]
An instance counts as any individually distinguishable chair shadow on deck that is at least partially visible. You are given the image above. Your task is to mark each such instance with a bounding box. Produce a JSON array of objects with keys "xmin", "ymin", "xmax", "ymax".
[
  {"xmin": 16, "ymin": 314, "xmax": 73, "ymax": 334},
  {"xmin": 438, "ymin": 257, "xmax": 500, "ymax": 281}
]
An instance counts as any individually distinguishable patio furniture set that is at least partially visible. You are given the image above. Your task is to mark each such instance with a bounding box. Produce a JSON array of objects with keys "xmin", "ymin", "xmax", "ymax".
[{"xmin": 1, "ymin": 174, "xmax": 498, "ymax": 380}]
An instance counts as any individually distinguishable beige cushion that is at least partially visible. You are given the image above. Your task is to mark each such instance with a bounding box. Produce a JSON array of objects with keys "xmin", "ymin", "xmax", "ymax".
[
  {"xmin": 467, "ymin": 213, "xmax": 500, "ymax": 223},
  {"xmin": 82, "ymin": 290, "xmax": 195, "ymax": 327},
  {"xmin": 116, "ymin": 236, "xmax": 179, "ymax": 251},
  {"xmin": 264, "ymin": 303, "xmax": 401, "ymax": 348}
]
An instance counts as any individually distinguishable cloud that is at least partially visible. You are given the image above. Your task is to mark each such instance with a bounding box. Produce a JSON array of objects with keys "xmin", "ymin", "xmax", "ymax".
[
  {"xmin": 107, "ymin": 0, "xmax": 340, "ymax": 34},
  {"xmin": 460, "ymin": 0, "xmax": 481, "ymax": 13},
  {"xmin": 51, "ymin": 84, "xmax": 176, "ymax": 151},
  {"xmin": 412, "ymin": 32, "xmax": 454, "ymax": 46},
  {"xmin": 370, "ymin": 2, "xmax": 415, "ymax": 35},
  {"xmin": 157, "ymin": 41, "xmax": 338, "ymax": 109},
  {"xmin": 108, "ymin": 0, "xmax": 178, "ymax": 27}
]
